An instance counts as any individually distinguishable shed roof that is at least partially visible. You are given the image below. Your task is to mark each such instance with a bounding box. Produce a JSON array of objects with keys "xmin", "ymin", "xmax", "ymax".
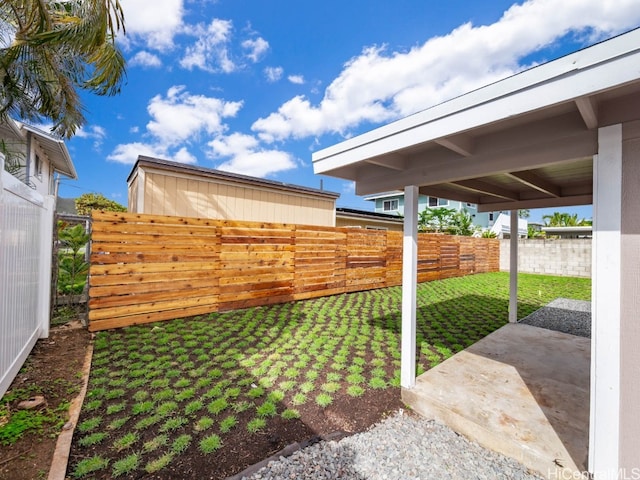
[
  {"xmin": 312, "ymin": 29, "xmax": 640, "ymax": 212},
  {"xmin": 336, "ymin": 207, "xmax": 404, "ymax": 224},
  {"xmin": 130, "ymin": 155, "xmax": 340, "ymax": 200}
]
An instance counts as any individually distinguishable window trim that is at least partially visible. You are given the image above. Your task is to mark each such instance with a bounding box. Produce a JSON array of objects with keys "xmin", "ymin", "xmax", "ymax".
[{"xmin": 382, "ymin": 199, "xmax": 399, "ymax": 211}]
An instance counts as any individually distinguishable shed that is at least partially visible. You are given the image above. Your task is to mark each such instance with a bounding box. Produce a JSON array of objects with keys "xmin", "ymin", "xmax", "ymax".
[
  {"xmin": 313, "ymin": 29, "xmax": 640, "ymax": 477},
  {"xmin": 127, "ymin": 156, "xmax": 340, "ymax": 226}
]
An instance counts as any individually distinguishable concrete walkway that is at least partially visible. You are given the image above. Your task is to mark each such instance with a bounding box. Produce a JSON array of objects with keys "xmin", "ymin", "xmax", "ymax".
[{"xmin": 402, "ymin": 323, "xmax": 590, "ymax": 479}]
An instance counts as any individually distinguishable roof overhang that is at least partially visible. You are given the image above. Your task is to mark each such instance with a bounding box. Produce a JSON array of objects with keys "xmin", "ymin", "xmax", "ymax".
[
  {"xmin": 19, "ymin": 123, "xmax": 77, "ymax": 179},
  {"xmin": 312, "ymin": 29, "xmax": 640, "ymax": 212}
]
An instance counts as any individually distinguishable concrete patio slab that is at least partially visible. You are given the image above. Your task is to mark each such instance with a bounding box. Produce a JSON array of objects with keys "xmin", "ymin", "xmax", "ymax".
[{"xmin": 402, "ymin": 323, "xmax": 590, "ymax": 479}]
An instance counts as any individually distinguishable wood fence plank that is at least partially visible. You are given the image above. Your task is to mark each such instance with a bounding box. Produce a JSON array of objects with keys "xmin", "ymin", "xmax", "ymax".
[{"xmin": 88, "ymin": 212, "xmax": 499, "ymax": 331}]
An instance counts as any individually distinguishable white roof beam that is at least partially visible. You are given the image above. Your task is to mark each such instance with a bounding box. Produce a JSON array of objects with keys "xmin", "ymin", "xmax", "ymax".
[
  {"xmin": 418, "ymin": 186, "xmax": 480, "ymax": 205},
  {"xmin": 575, "ymin": 96, "xmax": 599, "ymax": 130},
  {"xmin": 364, "ymin": 155, "xmax": 407, "ymax": 171},
  {"xmin": 452, "ymin": 179, "xmax": 520, "ymax": 201},
  {"xmin": 355, "ymin": 129, "xmax": 596, "ymax": 196},
  {"xmin": 477, "ymin": 194, "xmax": 593, "ymax": 212},
  {"xmin": 434, "ymin": 134, "xmax": 474, "ymax": 157},
  {"xmin": 506, "ymin": 170, "xmax": 561, "ymax": 197}
]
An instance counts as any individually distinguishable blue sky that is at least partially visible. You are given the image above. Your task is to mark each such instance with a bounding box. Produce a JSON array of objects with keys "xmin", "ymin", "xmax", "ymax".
[{"xmin": 58, "ymin": 0, "xmax": 640, "ymax": 223}]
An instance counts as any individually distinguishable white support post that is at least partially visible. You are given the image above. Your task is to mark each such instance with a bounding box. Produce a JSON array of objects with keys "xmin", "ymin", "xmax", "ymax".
[
  {"xmin": 508, "ymin": 210, "xmax": 518, "ymax": 323},
  {"xmin": 589, "ymin": 124, "xmax": 622, "ymax": 477},
  {"xmin": 38, "ymin": 195, "xmax": 55, "ymax": 339},
  {"xmin": 401, "ymin": 185, "xmax": 418, "ymax": 388}
]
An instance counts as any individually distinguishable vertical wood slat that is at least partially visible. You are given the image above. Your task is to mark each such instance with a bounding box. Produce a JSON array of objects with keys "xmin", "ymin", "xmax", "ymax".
[{"xmin": 88, "ymin": 211, "xmax": 500, "ymax": 331}]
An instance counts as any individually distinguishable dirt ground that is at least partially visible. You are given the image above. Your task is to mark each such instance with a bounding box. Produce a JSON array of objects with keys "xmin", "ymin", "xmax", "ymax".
[
  {"xmin": 1, "ymin": 322, "xmax": 404, "ymax": 480},
  {"xmin": 0, "ymin": 324, "xmax": 91, "ymax": 480}
]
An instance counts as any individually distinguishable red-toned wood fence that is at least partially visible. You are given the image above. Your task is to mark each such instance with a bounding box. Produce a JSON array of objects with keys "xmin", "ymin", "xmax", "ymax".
[{"xmin": 88, "ymin": 211, "xmax": 499, "ymax": 331}]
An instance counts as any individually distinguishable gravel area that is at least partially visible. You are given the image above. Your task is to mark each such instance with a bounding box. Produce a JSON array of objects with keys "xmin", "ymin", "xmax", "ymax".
[
  {"xmin": 519, "ymin": 297, "xmax": 591, "ymax": 338},
  {"xmin": 237, "ymin": 410, "xmax": 543, "ymax": 480}
]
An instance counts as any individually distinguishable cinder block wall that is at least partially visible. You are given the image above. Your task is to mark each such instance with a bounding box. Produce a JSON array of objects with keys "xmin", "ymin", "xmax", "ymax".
[{"xmin": 500, "ymin": 239, "xmax": 591, "ymax": 278}]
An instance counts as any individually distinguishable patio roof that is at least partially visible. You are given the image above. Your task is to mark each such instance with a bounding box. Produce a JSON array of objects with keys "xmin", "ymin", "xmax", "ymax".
[{"xmin": 312, "ymin": 28, "xmax": 640, "ymax": 212}]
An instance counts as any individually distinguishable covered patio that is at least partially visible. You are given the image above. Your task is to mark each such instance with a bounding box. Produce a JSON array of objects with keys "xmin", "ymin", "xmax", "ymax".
[{"xmin": 313, "ymin": 29, "xmax": 640, "ymax": 479}]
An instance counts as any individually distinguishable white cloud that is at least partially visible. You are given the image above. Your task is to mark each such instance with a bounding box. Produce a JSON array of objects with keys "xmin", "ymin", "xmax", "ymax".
[
  {"xmin": 146, "ymin": 85, "xmax": 243, "ymax": 145},
  {"xmin": 242, "ymin": 37, "xmax": 269, "ymax": 62},
  {"xmin": 119, "ymin": 0, "xmax": 185, "ymax": 50},
  {"xmin": 208, "ymin": 132, "xmax": 297, "ymax": 177},
  {"xmin": 180, "ymin": 19, "xmax": 236, "ymax": 73},
  {"xmin": 288, "ymin": 75, "xmax": 305, "ymax": 85},
  {"xmin": 109, "ymin": 86, "xmax": 243, "ymax": 165},
  {"xmin": 252, "ymin": 0, "xmax": 640, "ymax": 142},
  {"xmin": 173, "ymin": 147, "xmax": 198, "ymax": 164},
  {"xmin": 264, "ymin": 66, "xmax": 283, "ymax": 82},
  {"xmin": 342, "ymin": 181, "xmax": 355, "ymax": 194},
  {"xmin": 75, "ymin": 125, "xmax": 106, "ymax": 150},
  {"xmin": 129, "ymin": 51, "xmax": 162, "ymax": 68},
  {"xmin": 107, "ymin": 142, "xmax": 164, "ymax": 164},
  {"xmin": 75, "ymin": 125, "xmax": 106, "ymax": 140}
]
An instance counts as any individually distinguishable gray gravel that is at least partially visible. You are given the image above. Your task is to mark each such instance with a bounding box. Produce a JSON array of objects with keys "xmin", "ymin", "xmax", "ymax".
[
  {"xmin": 519, "ymin": 297, "xmax": 591, "ymax": 338},
  {"xmin": 238, "ymin": 410, "xmax": 543, "ymax": 480},
  {"xmin": 235, "ymin": 298, "xmax": 588, "ymax": 480}
]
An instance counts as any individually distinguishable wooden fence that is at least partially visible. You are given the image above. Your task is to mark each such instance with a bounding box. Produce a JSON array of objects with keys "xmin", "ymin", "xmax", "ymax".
[{"xmin": 88, "ymin": 211, "xmax": 499, "ymax": 331}]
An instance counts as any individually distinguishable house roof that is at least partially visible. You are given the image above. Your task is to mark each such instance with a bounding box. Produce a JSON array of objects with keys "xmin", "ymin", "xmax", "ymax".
[
  {"xmin": 542, "ymin": 225, "xmax": 592, "ymax": 236},
  {"xmin": 19, "ymin": 122, "xmax": 76, "ymax": 179},
  {"xmin": 130, "ymin": 156, "xmax": 340, "ymax": 200},
  {"xmin": 336, "ymin": 207, "xmax": 403, "ymax": 224},
  {"xmin": 312, "ymin": 28, "xmax": 640, "ymax": 212}
]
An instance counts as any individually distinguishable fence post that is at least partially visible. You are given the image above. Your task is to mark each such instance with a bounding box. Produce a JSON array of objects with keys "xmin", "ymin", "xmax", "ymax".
[{"xmin": 38, "ymin": 195, "xmax": 55, "ymax": 338}]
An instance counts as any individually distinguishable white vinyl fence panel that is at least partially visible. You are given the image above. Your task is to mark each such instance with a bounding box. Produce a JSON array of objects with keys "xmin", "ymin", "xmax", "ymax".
[{"xmin": 0, "ymin": 154, "xmax": 54, "ymax": 398}]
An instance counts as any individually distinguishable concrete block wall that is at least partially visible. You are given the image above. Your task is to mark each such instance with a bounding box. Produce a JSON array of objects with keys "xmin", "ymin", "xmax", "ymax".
[{"xmin": 500, "ymin": 239, "xmax": 591, "ymax": 277}]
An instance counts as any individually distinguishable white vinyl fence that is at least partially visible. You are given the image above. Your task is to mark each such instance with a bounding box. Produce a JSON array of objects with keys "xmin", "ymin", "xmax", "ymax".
[{"xmin": 0, "ymin": 153, "xmax": 55, "ymax": 398}]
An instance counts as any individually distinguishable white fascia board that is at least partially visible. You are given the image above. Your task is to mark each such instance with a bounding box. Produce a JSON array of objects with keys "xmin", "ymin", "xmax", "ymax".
[
  {"xmin": 363, "ymin": 191, "xmax": 404, "ymax": 201},
  {"xmin": 313, "ymin": 29, "xmax": 640, "ymax": 175}
]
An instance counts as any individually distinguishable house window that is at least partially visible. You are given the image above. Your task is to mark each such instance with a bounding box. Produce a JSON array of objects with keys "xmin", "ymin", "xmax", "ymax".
[
  {"xmin": 428, "ymin": 197, "xmax": 449, "ymax": 207},
  {"xmin": 489, "ymin": 213, "xmax": 494, "ymax": 221},
  {"xmin": 382, "ymin": 199, "xmax": 398, "ymax": 211},
  {"xmin": 34, "ymin": 155, "xmax": 42, "ymax": 179}
]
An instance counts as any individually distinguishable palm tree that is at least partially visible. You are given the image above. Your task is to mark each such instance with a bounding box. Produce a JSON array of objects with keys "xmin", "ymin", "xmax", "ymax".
[
  {"xmin": 0, "ymin": 0, "xmax": 126, "ymax": 138},
  {"xmin": 542, "ymin": 211, "xmax": 590, "ymax": 227}
]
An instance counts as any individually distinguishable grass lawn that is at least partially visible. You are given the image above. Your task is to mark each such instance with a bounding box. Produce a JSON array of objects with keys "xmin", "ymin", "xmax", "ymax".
[{"xmin": 68, "ymin": 272, "xmax": 590, "ymax": 479}]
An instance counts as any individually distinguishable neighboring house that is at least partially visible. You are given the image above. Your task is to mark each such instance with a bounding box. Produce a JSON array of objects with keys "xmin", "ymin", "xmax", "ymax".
[
  {"xmin": 541, "ymin": 225, "xmax": 592, "ymax": 239},
  {"xmin": 365, "ymin": 191, "xmax": 526, "ymax": 234},
  {"xmin": 488, "ymin": 212, "xmax": 528, "ymax": 238},
  {"xmin": 335, "ymin": 207, "xmax": 403, "ymax": 231},
  {"xmin": 127, "ymin": 156, "xmax": 340, "ymax": 227},
  {"xmin": 0, "ymin": 118, "xmax": 77, "ymax": 195}
]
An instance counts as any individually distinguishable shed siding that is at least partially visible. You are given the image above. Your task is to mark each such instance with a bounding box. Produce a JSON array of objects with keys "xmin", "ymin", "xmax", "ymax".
[
  {"xmin": 128, "ymin": 175, "xmax": 138, "ymax": 212},
  {"xmin": 140, "ymin": 170, "xmax": 335, "ymax": 226}
]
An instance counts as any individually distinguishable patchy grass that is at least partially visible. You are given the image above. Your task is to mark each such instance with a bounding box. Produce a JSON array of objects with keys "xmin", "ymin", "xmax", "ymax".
[{"xmin": 69, "ymin": 272, "xmax": 590, "ymax": 478}]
